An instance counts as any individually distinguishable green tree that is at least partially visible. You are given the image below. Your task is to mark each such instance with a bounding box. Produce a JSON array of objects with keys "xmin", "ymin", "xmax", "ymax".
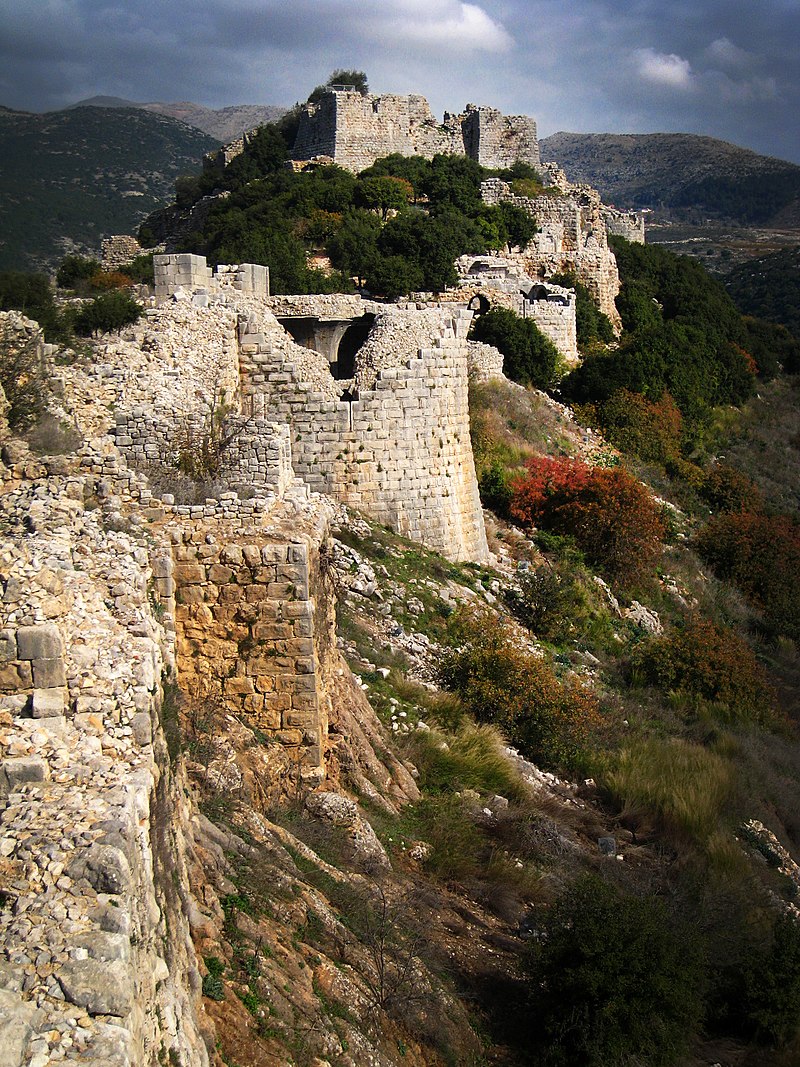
[
  {"xmin": 354, "ymin": 175, "xmax": 412, "ymax": 219},
  {"xmin": 327, "ymin": 210, "xmax": 381, "ymax": 287},
  {"xmin": 56, "ymin": 255, "xmax": 101, "ymax": 289},
  {"xmin": 526, "ymin": 875, "xmax": 704, "ymax": 1067},
  {"xmin": 307, "ymin": 69, "xmax": 369, "ymax": 103},
  {"xmin": 73, "ymin": 290, "xmax": 142, "ymax": 336},
  {"xmin": 468, "ymin": 306, "xmax": 562, "ymax": 388}
]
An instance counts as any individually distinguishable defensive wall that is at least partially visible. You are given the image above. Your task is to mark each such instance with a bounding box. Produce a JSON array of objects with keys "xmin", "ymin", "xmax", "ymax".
[
  {"xmin": 237, "ymin": 305, "xmax": 490, "ymax": 563},
  {"xmin": 153, "ymin": 253, "xmax": 269, "ymax": 305},
  {"xmin": 288, "ymin": 90, "xmax": 539, "ymax": 173},
  {"xmin": 481, "ymin": 176, "xmax": 624, "ymax": 325}
]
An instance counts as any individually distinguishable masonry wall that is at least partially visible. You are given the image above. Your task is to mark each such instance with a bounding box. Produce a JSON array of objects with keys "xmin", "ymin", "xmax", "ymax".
[
  {"xmin": 291, "ymin": 90, "xmax": 539, "ymax": 173},
  {"xmin": 170, "ymin": 522, "xmax": 332, "ymax": 773},
  {"xmin": 154, "ymin": 254, "xmax": 269, "ymax": 304},
  {"xmin": 602, "ymin": 206, "xmax": 646, "ymax": 243},
  {"xmin": 481, "ymin": 179, "xmax": 622, "ymax": 325},
  {"xmin": 462, "ymin": 106, "xmax": 540, "ymax": 169},
  {"xmin": 239, "ymin": 315, "xmax": 490, "ymax": 563}
]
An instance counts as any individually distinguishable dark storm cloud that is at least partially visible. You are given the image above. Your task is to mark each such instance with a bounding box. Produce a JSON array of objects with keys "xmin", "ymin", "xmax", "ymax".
[{"xmin": 0, "ymin": 0, "xmax": 797, "ymax": 162}]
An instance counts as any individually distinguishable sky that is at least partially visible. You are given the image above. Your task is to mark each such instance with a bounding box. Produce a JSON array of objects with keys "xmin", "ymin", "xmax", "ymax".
[{"xmin": 1, "ymin": 0, "xmax": 798, "ymax": 163}]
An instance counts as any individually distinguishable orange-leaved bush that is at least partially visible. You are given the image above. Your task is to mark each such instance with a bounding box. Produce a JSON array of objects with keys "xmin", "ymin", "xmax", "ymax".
[
  {"xmin": 696, "ymin": 509, "xmax": 800, "ymax": 640},
  {"xmin": 436, "ymin": 607, "xmax": 603, "ymax": 769},
  {"xmin": 510, "ymin": 455, "xmax": 665, "ymax": 589},
  {"xmin": 631, "ymin": 614, "xmax": 778, "ymax": 727},
  {"xmin": 579, "ymin": 388, "xmax": 684, "ymax": 466}
]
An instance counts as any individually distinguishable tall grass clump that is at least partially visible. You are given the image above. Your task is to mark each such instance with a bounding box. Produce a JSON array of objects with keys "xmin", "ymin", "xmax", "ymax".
[
  {"xmin": 601, "ymin": 737, "xmax": 733, "ymax": 844},
  {"xmin": 403, "ymin": 721, "xmax": 527, "ymax": 801}
]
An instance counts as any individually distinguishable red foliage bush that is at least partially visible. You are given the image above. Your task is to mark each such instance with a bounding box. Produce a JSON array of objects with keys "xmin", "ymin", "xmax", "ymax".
[
  {"xmin": 510, "ymin": 455, "xmax": 665, "ymax": 588},
  {"xmin": 700, "ymin": 464, "xmax": 762, "ymax": 514},
  {"xmin": 89, "ymin": 271, "xmax": 134, "ymax": 291},
  {"xmin": 697, "ymin": 510, "xmax": 800, "ymax": 639}
]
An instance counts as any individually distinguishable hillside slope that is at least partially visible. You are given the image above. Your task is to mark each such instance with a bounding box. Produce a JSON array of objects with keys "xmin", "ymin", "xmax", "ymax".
[
  {"xmin": 540, "ymin": 132, "xmax": 800, "ymax": 226},
  {"xmin": 0, "ymin": 105, "xmax": 216, "ymax": 270},
  {"xmin": 69, "ymin": 95, "xmax": 286, "ymax": 143},
  {"xmin": 724, "ymin": 245, "xmax": 800, "ymax": 337}
]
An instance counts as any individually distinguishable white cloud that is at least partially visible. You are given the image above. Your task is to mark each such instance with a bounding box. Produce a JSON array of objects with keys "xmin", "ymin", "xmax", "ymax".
[
  {"xmin": 635, "ymin": 47, "xmax": 693, "ymax": 89},
  {"xmin": 705, "ymin": 37, "xmax": 754, "ymax": 72},
  {"xmin": 377, "ymin": 1, "xmax": 513, "ymax": 54}
]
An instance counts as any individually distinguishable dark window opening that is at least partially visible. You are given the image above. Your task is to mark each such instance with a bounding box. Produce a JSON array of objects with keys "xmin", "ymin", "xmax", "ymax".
[
  {"xmin": 333, "ymin": 314, "xmax": 375, "ymax": 380},
  {"xmin": 467, "ymin": 293, "xmax": 490, "ymax": 316}
]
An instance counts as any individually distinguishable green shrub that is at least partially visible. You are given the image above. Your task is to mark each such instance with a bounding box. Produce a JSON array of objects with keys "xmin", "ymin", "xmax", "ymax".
[
  {"xmin": 73, "ymin": 290, "xmax": 143, "ymax": 336},
  {"xmin": 577, "ymin": 388, "xmax": 684, "ymax": 466},
  {"xmin": 469, "ymin": 306, "xmax": 562, "ymax": 389},
  {"xmin": 508, "ymin": 565, "xmax": 590, "ymax": 642},
  {"xmin": 56, "ymin": 254, "xmax": 101, "ymax": 289},
  {"xmin": 437, "ymin": 607, "xmax": 602, "ymax": 769},
  {"xmin": 526, "ymin": 874, "xmax": 704, "ymax": 1067},
  {"xmin": 0, "ymin": 315, "xmax": 46, "ymax": 431},
  {"xmin": 739, "ymin": 915, "xmax": 800, "ymax": 1045}
]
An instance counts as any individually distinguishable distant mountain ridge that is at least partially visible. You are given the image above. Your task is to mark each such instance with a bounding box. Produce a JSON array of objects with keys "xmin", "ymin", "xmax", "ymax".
[
  {"xmin": 0, "ymin": 105, "xmax": 217, "ymax": 270},
  {"xmin": 68, "ymin": 96, "xmax": 286, "ymax": 144},
  {"xmin": 540, "ymin": 132, "xmax": 800, "ymax": 227}
]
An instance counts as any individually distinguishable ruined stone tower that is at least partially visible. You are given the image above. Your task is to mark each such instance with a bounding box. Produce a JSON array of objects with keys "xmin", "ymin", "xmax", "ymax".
[{"xmin": 290, "ymin": 89, "xmax": 540, "ymax": 173}]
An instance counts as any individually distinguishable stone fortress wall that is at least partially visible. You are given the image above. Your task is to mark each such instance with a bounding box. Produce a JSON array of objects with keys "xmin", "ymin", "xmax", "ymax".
[
  {"xmin": 481, "ymin": 170, "xmax": 627, "ymax": 325},
  {"xmin": 141, "ymin": 255, "xmax": 491, "ymax": 564},
  {"xmin": 290, "ymin": 90, "xmax": 540, "ymax": 173}
]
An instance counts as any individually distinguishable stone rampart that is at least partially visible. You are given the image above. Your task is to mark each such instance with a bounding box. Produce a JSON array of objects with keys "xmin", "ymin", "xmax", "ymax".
[
  {"xmin": 238, "ymin": 309, "xmax": 489, "ymax": 563},
  {"xmin": 602, "ymin": 206, "xmax": 646, "ymax": 243},
  {"xmin": 461, "ymin": 106, "xmax": 539, "ymax": 169},
  {"xmin": 480, "ymin": 179, "xmax": 622, "ymax": 325},
  {"xmin": 0, "ymin": 473, "xmax": 211, "ymax": 1067},
  {"xmin": 101, "ymin": 235, "xmax": 143, "ymax": 271},
  {"xmin": 169, "ymin": 515, "xmax": 332, "ymax": 774},
  {"xmin": 467, "ymin": 341, "xmax": 504, "ymax": 381},
  {"xmin": 291, "ymin": 90, "xmax": 539, "ymax": 173}
]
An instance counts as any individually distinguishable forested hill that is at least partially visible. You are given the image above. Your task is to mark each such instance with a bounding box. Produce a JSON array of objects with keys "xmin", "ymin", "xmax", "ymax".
[
  {"xmin": 0, "ymin": 105, "xmax": 216, "ymax": 270},
  {"xmin": 540, "ymin": 132, "xmax": 800, "ymax": 226},
  {"xmin": 724, "ymin": 245, "xmax": 800, "ymax": 338}
]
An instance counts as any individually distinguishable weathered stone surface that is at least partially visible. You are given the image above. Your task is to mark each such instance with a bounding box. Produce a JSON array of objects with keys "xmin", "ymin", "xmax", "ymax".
[
  {"xmin": 0, "ymin": 988, "xmax": 39, "ymax": 1067},
  {"xmin": 71, "ymin": 844, "xmax": 132, "ymax": 896},
  {"xmin": 30, "ymin": 687, "xmax": 65, "ymax": 718},
  {"xmin": 58, "ymin": 959, "xmax": 133, "ymax": 1017},
  {"xmin": 31, "ymin": 657, "xmax": 66, "ymax": 688},
  {"xmin": 16, "ymin": 624, "xmax": 62, "ymax": 661}
]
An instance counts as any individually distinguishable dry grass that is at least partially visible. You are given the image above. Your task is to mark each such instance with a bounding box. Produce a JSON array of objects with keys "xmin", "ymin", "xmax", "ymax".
[{"xmin": 601, "ymin": 737, "xmax": 734, "ymax": 845}]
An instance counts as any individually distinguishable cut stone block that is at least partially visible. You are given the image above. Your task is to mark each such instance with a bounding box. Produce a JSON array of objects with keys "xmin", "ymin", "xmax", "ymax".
[
  {"xmin": 31, "ymin": 687, "xmax": 66, "ymax": 718},
  {"xmin": 16, "ymin": 624, "xmax": 62, "ymax": 661}
]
